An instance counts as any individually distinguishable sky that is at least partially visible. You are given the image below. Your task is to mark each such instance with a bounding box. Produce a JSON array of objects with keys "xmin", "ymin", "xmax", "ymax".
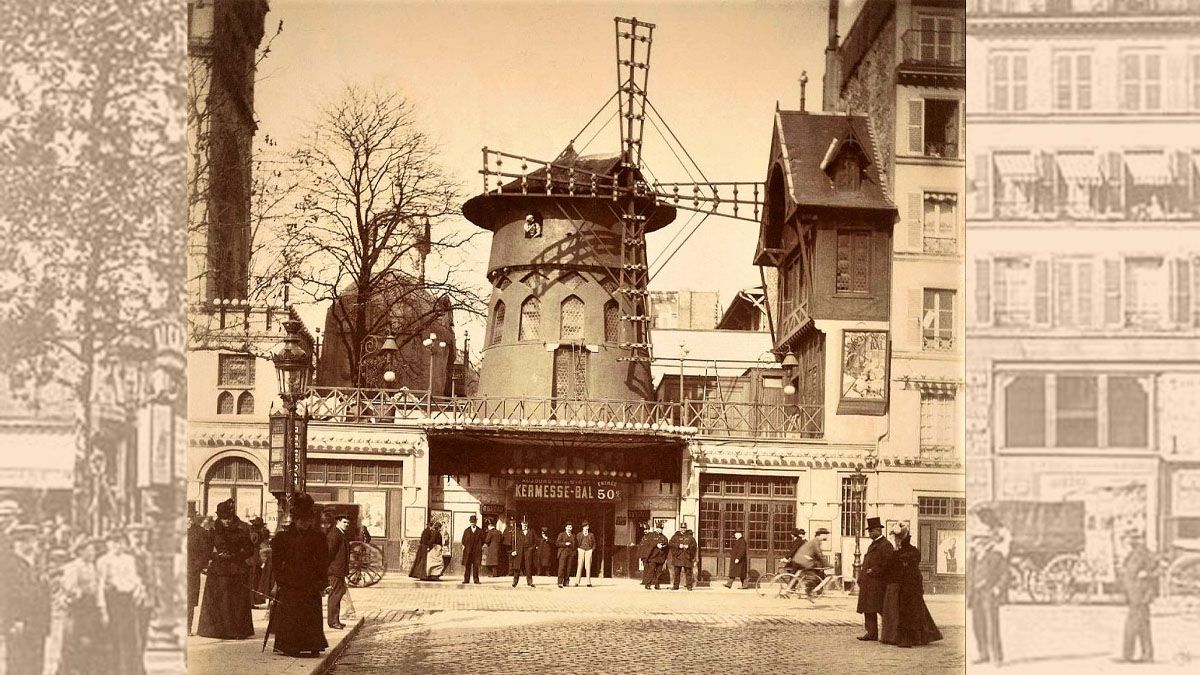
[{"xmin": 254, "ymin": 0, "xmax": 864, "ymax": 348}]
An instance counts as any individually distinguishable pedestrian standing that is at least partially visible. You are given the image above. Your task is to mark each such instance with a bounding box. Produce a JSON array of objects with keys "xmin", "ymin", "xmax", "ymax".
[
  {"xmin": 247, "ymin": 517, "xmax": 266, "ymax": 605},
  {"xmin": 325, "ymin": 514, "xmax": 350, "ymax": 630},
  {"xmin": 482, "ymin": 520, "xmax": 503, "ymax": 577},
  {"xmin": 1119, "ymin": 531, "xmax": 1157, "ymax": 663},
  {"xmin": 724, "ymin": 530, "xmax": 748, "ymax": 589},
  {"xmin": 510, "ymin": 521, "xmax": 536, "ymax": 588},
  {"xmin": 256, "ymin": 523, "xmax": 274, "ymax": 603},
  {"xmin": 574, "ymin": 521, "xmax": 596, "ymax": 587},
  {"xmin": 57, "ymin": 537, "xmax": 108, "ymax": 674},
  {"xmin": 641, "ymin": 523, "xmax": 668, "ymax": 590},
  {"xmin": 197, "ymin": 500, "xmax": 255, "ymax": 640},
  {"xmin": 969, "ymin": 533, "xmax": 1007, "ymax": 666},
  {"xmin": 856, "ymin": 516, "xmax": 891, "ymax": 642},
  {"xmin": 270, "ymin": 494, "xmax": 329, "ymax": 657},
  {"xmin": 97, "ymin": 530, "xmax": 148, "ymax": 675},
  {"xmin": 536, "ymin": 527, "xmax": 554, "ymax": 577},
  {"xmin": 186, "ymin": 513, "xmax": 212, "ymax": 635},
  {"xmin": 668, "ymin": 522, "xmax": 697, "ymax": 591},
  {"xmin": 884, "ymin": 523, "xmax": 941, "ymax": 648},
  {"xmin": 460, "ymin": 516, "xmax": 484, "ymax": 584},
  {"xmin": 1, "ymin": 524, "xmax": 52, "ymax": 675},
  {"xmin": 409, "ymin": 520, "xmax": 444, "ymax": 580},
  {"xmin": 555, "ymin": 523, "xmax": 577, "ymax": 588}
]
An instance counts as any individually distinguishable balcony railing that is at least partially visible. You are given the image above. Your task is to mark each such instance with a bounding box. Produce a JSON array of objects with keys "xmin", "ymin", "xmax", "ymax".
[
  {"xmin": 304, "ymin": 387, "xmax": 825, "ymax": 440},
  {"xmin": 970, "ymin": 0, "xmax": 1200, "ymax": 16},
  {"xmin": 900, "ymin": 30, "xmax": 965, "ymax": 69}
]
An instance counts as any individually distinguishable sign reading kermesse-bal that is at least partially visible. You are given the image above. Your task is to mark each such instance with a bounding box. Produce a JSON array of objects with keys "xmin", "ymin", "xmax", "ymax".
[{"xmin": 513, "ymin": 478, "xmax": 622, "ymax": 502}]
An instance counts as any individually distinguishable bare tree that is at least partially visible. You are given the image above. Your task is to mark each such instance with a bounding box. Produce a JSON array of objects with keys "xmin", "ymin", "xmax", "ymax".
[{"xmin": 281, "ymin": 85, "xmax": 486, "ymax": 387}]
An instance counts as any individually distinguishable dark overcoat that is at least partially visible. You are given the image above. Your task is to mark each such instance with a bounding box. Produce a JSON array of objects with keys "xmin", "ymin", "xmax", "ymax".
[
  {"xmin": 668, "ymin": 530, "xmax": 697, "ymax": 567},
  {"xmin": 510, "ymin": 530, "xmax": 536, "ymax": 574},
  {"xmin": 483, "ymin": 528, "xmax": 504, "ymax": 567},
  {"xmin": 409, "ymin": 527, "xmax": 441, "ymax": 578},
  {"xmin": 536, "ymin": 535, "xmax": 555, "ymax": 568},
  {"xmin": 555, "ymin": 532, "xmax": 577, "ymax": 560},
  {"xmin": 197, "ymin": 518, "xmax": 255, "ymax": 639},
  {"xmin": 729, "ymin": 537, "xmax": 749, "ymax": 579},
  {"xmin": 644, "ymin": 532, "xmax": 669, "ymax": 563},
  {"xmin": 893, "ymin": 541, "xmax": 942, "ymax": 644},
  {"xmin": 271, "ymin": 526, "xmax": 330, "ymax": 655},
  {"xmin": 326, "ymin": 527, "xmax": 349, "ymax": 578},
  {"xmin": 187, "ymin": 523, "xmax": 212, "ymax": 607},
  {"xmin": 1122, "ymin": 547, "xmax": 1158, "ymax": 606},
  {"xmin": 461, "ymin": 526, "xmax": 484, "ymax": 564},
  {"xmin": 856, "ymin": 536, "xmax": 893, "ymax": 614}
]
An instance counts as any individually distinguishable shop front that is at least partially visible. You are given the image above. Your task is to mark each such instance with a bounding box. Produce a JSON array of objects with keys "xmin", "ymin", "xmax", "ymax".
[{"xmin": 509, "ymin": 476, "xmax": 622, "ymax": 577}]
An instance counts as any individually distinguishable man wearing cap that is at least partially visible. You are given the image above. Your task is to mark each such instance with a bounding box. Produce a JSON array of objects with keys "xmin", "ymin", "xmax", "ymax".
[
  {"xmin": 326, "ymin": 514, "xmax": 351, "ymax": 630},
  {"xmin": 1119, "ymin": 531, "xmax": 1158, "ymax": 663},
  {"xmin": 857, "ymin": 516, "xmax": 892, "ymax": 641},
  {"xmin": 0, "ymin": 524, "xmax": 51, "ymax": 675},
  {"xmin": 969, "ymin": 532, "xmax": 1007, "ymax": 666},
  {"xmin": 574, "ymin": 521, "xmax": 597, "ymax": 587},
  {"xmin": 724, "ymin": 529, "xmax": 749, "ymax": 589},
  {"xmin": 793, "ymin": 528, "xmax": 831, "ymax": 597},
  {"xmin": 510, "ymin": 521, "xmax": 536, "ymax": 588},
  {"xmin": 641, "ymin": 522, "xmax": 669, "ymax": 590},
  {"xmin": 461, "ymin": 515, "xmax": 484, "ymax": 584},
  {"xmin": 271, "ymin": 494, "xmax": 329, "ymax": 657},
  {"xmin": 555, "ymin": 523, "xmax": 577, "ymax": 588},
  {"xmin": 669, "ymin": 521, "xmax": 698, "ymax": 591}
]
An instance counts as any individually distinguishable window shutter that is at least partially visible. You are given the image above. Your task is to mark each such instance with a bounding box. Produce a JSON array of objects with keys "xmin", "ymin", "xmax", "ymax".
[
  {"xmin": 1034, "ymin": 258, "xmax": 1051, "ymax": 326},
  {"xmin": 1107, "ymin": 152, "xmax": 1124, "ymax": 210},
  {"xmin": 1171, "ymin": 258, "xmax": 1192, "ymax": 326},
  {"xmin": 1104, "ymin": 259, "xmax": 1122, "ymax": 326},
  {"xmin": 908, "ymin": 193, "xmax": 924, "ymax": 252},
  {"xmin": 1175, "ymin": 150, "xmax": 1191, "ymax": 187},
  {"xmin": 1194, "ymin": 255, "xmax": 1200, "ymax": 327},
  {"xmin": 908, "ymin": 288, "xmax": 925, "ymax": 348},
  {"xmin": 1054, "ymin": 260, "xmax": 1073, "ymax": 328},
  {"xmin": 975, "ymin": 258, "xmax": 992, "ymax": 326},
  {"xmin": 908, "ymin": 99, "xmax": 924, "ymax": 155},
  {"xmin": 1078, "ymin": 261, "xmax": 1095, "ymax": 328},
  {"xmin": 974, "ymin": 154, "xmax": 991, "ymax": 217}
]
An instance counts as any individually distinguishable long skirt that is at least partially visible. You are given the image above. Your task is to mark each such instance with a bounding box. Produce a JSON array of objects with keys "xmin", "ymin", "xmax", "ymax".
[
  {"xmin": 880, "ymin": 583, "xmax": 902, "ymax": 645},
  {"xmin": 57, "ymin": 596, "xmax": 108, "ymax": 675},
  {"xmin": 105, "ymin": 589, "xmax": 146, "ymax": 675},
  {"xmin": 426, "ymin": 545, "xmax": 445, "ymax": 577},
  {"xmin": 884, "ymin": 584, "xmax": 943, "ymax": 646},
  {"xmin": 271, "ymin": 585, "xmax": 328, "ymax": 655},
  {"xmin": 197, "ymin": 573, "xmax": 255, "ymax": 639},
  {"xmin": 408, "ymin": 545, "xmax": 431, "ymax": 579}
]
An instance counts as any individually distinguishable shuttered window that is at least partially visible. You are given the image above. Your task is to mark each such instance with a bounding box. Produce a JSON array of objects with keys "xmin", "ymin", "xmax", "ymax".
[
  {"xmin": 560, "ymin": 296, "xmax": 585, "ymax": 340},
  {"xmin": 491, "ymin": 301, "xmax": 506, "ymax": 345},
  {"xmin": 603, "ymin": 301, "xmax": 619, "ymax": 342},
  {"xmin": 836, "ymin": 231, "xmax": 871, "ymax": 294}
]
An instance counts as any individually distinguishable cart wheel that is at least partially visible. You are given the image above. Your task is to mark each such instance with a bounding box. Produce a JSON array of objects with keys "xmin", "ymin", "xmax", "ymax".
[
  {"xmin": 1166, "ymin": 553, "xmax": 1200, "ymax": 599},
  {"xmin": 1041, "ymin": 554, "xmax": 1080, "ymax": 605},
  {"xmin": 347, "ymin": 541, "xmax": 385, "ymax": 588},
  {"xmin": 755, "ymin": 573, "xmax": 776, "ymax": 597}
]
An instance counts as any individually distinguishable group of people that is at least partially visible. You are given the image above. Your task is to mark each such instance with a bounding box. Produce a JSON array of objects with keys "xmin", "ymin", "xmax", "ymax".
[
  {"xmin": 187, "ymin": 494, "xmax": 362, "ymax": 659},
  {"xmin": 856, "ymin": 517, "xmax": 943, "ymax": 648},
  {"xmin": 0, "ymin": 499, "xmax": 158, "ymax": 675},
  {"xmin": 635, "ymin": 521, "xmax": 698, "ymax": 590}
]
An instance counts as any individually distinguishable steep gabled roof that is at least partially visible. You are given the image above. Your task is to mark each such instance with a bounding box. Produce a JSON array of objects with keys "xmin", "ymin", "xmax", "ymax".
[{"xmin": 773, "ymin": 110, "xmax": 894, "ymax": 213}]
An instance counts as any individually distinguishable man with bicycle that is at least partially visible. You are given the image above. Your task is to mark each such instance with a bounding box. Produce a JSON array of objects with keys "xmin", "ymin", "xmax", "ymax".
[{"xmin": 788, "ymin": 528, "xmax": 830, "ymax": 598}]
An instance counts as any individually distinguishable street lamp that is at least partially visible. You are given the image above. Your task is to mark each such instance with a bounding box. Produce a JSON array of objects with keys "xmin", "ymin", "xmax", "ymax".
[
  {"xmin": 422, "ymin": 333, "xmax": 447, "ymax": 415},
  {"xmin": 363, "ymin": 334, "xmax": 399, "ymax": 388},
  {"xmin": 849, "ymin": 468, "xmax": 869, "ymax": 583},
  {"xmin": 272, "ymin": 320, "xmax": 311, "ymax": 531},
  {"xmin": 780, "ymin": 350, "xmax": 798, "ymax": 396}
]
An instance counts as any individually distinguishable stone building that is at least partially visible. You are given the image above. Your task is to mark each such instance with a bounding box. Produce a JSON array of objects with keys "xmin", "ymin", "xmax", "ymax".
[{"xmin": 966, "ymin": 0, "xmax": 1200, "ymax": 586}]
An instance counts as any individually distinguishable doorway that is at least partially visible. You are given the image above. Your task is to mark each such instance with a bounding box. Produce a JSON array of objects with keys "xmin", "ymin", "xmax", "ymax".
[{"xmin": 513, "ymin": 500, "xmax": 615, "ymax": 578}]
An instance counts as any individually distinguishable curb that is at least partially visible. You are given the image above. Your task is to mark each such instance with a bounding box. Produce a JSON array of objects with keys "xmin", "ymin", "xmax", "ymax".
[{"xmin": 310, "ymin": 617, "xmax": 366, "ymax": 675}]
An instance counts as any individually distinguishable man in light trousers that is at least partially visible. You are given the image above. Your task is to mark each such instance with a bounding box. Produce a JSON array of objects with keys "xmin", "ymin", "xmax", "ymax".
[{"xmin": 574, "ymin": 521, "xmax": 596, "ymax": 587}]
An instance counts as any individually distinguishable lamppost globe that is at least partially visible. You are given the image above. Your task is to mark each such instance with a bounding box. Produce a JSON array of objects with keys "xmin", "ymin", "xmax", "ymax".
[
  {"xmin": 383, "ymin": 370, "xmax": 396, "ymax": 383},
  {"xmin": 783, "ymin": 384, "xmax": 797, "ymax": 395},
  {"xmin": 422, "ymin": 338, "xmax": 432, "ymax": 347}
]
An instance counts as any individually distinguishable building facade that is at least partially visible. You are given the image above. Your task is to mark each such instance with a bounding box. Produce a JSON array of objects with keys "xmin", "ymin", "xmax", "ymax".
[{"xmin": 966, "ymin": 0, "xmax": 1200, "ymax": 584}]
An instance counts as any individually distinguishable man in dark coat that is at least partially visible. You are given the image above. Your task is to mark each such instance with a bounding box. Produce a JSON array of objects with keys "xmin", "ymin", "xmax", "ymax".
[
  {"xmin": 186, "ymin": 514, "xmax": 212, "ymax": 635},
  {"xmin": 325, "ymin": 514, "xmax": 350, "ymax": 630},
  {"xmin": 555, "ymin": 523, "xmax": 577, "ymax": 588},
  {"xmin": 270, "ymin": 494, "xmax": 329, "ymax": 657},
  {"xmin": 969, "ymin": 533, "xmax": 1007, "ymax": 666},
  {"xmin": 1, "ymin": 525, "xmax": 52, "ymax": 675},
  {"xmin": 641, "ymin": 522, "xmax": 669, "ymax": 589},
  {"xmin": 1120, "ymin": 531, "xmax": 1157, "ymax": 663},
  {"xmin": 483, "ymin": 520, "xmax": 503, "ymax": 577},
  {"xmin": 724, "ymin": 529, "xmax": 749, "ymax": 589},
  {"xmin": 461, "ymin": 515, "xmax": 484, "ymax": 584},
  {"xmin": 856, "ymin": 516, "xmax": 892, "ymax": 641},
  {"xmin": 781, "ymin": 528, "xmax": 806, "ymax": 573},
  {"xmin": 509, "ymin": 521, "xmax": 536, "ymax": 588},
  {"xmin": 668, "ymin": 522, "xmax": 698, "ymax": 591},
  {"xmin": 536, "ymin": 527, "xmax": 555, "ymax": 576}
]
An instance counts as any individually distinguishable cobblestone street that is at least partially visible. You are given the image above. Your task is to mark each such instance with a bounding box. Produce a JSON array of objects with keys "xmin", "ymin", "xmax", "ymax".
[{"xmin": 327, "ymin": 577, "xmax": 965, "ymax": 674}]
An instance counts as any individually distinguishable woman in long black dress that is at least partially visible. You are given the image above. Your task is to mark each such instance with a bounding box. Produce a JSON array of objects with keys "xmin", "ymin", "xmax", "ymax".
[
  {"xmin": 889, "ymin": 524, "xmax": 943, "ymax": 648},
  {"xmin": 408, "ymin": 520, "xmax": 444, "ymax": 580},
  {"xmin": 197, "ymin": 499, "xmax": 255, "ymax": 639},
  {"xmin": 270, "ymin": 493, "xmax": 329, "ymax": 657}
]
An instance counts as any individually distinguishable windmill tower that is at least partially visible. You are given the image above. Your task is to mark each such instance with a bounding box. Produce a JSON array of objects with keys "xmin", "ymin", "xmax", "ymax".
[{"xmin": 464, "ymin": 17, "xmax": 762, "ymax": 404}]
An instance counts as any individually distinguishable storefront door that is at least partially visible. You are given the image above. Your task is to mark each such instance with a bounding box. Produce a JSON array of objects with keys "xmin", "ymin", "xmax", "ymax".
[{"xmin": 514, "ymin": 500, "xmax": 615, "ymax": 577}]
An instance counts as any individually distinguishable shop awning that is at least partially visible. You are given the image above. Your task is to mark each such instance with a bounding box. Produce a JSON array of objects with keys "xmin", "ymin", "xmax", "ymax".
[
  {"xmin": 1056, "ymin": 153, "xmax": 1102, "ymax": 184},
  {"xmin": 0, "ymin": 422, "xmax": 75, "ymax": 489},
  {"xmin": 1124, "ymin": 152, "xmax": 1174, "ymax": 186},
  {"xmin": 993, "ymin": 153, "xmax": 1037, "ymax": 181}
]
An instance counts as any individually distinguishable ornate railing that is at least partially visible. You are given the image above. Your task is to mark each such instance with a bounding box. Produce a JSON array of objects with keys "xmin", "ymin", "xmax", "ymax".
[{"xmin": 304, "ymin": 387, "xmax": 824, "ymax": 439}]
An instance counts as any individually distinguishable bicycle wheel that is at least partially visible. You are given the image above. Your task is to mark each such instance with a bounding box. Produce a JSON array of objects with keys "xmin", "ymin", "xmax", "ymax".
[
  {"xmin": 755, "ymin": 573, "xmax": 777, "ymax": 597},
  {"xmin": 799, "ymin": 570, "xmax": 824, "ymax": 598},
  {"xmin": 772, "ymin": 573, "xmax": 797, "ymax": 598}
]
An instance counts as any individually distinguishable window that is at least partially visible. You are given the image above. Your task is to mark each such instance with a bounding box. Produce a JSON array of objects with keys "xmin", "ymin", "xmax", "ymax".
[
  {"xmin": 561, "ymin": 272, "xmax": 587, "ymax": 290},
  {"xmin": 993, "ymin": 257, "xmax": 1033, "ymax": 326},
  {"xmin": 560, "ymin": 296, "xmax": 585, "ymax": 340},
  {"xmin": 909, "ymin": 98, "xmax": 960, "ymax": 158},
  {"xmin": 833, "ymin": 154, "xmax": 862, "ymax": 190},
  {"xmin": 378, "ymin": 464, "xmax": 402, "ymax": 484},
  {"xmin": 1192, "ymin": 52, "xmax": 1200, "ymax": 110},
  {"xmin": 306, "ymin": 460, "xmax": 401, "ymax": 486},
  {"xmin": 699, "ymin": 501, "xmax": 720, "ymax": 548},
  {"xmin": 747, "ymin": 503, "xmax": 769, "ymax": 551},
  {"xmin": 205, "ymin": 457, "xmax": 263, "ymax": 520},
  {"xmin": 1002, "ymin": 373, "xmax": 1149, "ymax": 448},
  {"xmin": 491, "ymin": 301, "xmax": 505, "ymax": 345},
  {"xmin": 771, "ymin": 502, "xmax": 796, "ymax": 551},
  {"xmin": 1054, "ymin": 258, "xmax": 1096, "ymax": 328},
  {"xmin": 1124, "ymin": 257, "xmax": 1167, "ymax": 328},
  {"xmin": 920, "ymin": 392, "xmax": 956, "ymax": 452},
  {"xmin": 990, "ymin": 52, "xmax": 1027, "ymax": 112},
  {"xmin": 326, "ymin": 462, "xmax": 352, "ymax": 483},
  {"xmin": 603, "ymin": 301, "xmax": 619, "ymax": 342},
  {"xmin": 835, "ymin": 231, "xmax": 871, "ymax": 294},
  {"xmin": 841, "ymin": 476, "xmax": 867, "ymax": 537},
  {"xmin": 923, "ymin": 193, "xmax": 957, "ymax": 255},
  {"xmin": 992, "ymin": 152, "xmax": 1038, "ymax": 218},
  {"xmin": 495, "ymin": 275, "xmax": 511, "ymax": 291},
  {"xmin": 217, "ymin": 391, "xmax": 235, "ymax": 415},
  {"xmin": 519, "ymin": 297, "xmax": 541, "ymax": 340},
  {"xmin": 552, "ymin": 347, "xmax": 588, "ymax": 400},
  {"xmin": 1053, "ymin": 52, "xmax": 1092, "ymax": 111},
  {"xmin": 916, "ymin": 15, "xmax": 960, "ymax": 64},
  {"xmin": 918, "ymin": 497, "xmax": 966, "ymax": 518},
  {"xmin": 236, "ymin": 391, "xmax": 254, "ymax": 415},
  {"xmin": 217, "ymin": 353, "xmax": 254, "ymax": 387},
  {"xmin": 1121, "ymin": 51, "xmax": 1162, "ymax": 111},
  {"xmin": 922, "ymin": 289, "xmax": 955, "ymax": 351}
]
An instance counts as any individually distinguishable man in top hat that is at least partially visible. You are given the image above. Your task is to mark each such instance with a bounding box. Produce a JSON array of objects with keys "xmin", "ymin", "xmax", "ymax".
[
  {"xmin": 1119, "ymin": 530, "xmax": 1158, "ymax": 663},
  {"xmin": 724, "ymin": 528, "xmax": 749, "ymax": 589},
  {"xmin": 0, "ymin": 524, "xmax": 52, "ymax": 675},
  {"xmin": 461, "ymin": 515, "xmax": 484, "ymax": 584},
  {"xmin": 326, "ymin": 514, "xmax": 351, "ymax": 630},
  {"xmin": 856, "ymin": 516, "xmax": 892, "ymax": 641},
  {"xmin": 555, "ymin": 523, "xmax": 577, "ymax": 588},
  {"xmin": 509, "ymin": 521, "xmax": 536, "ymax": 588},
  {"xmin": 781, "ymin": 528, "xmax": 807, "ymax": 573}
]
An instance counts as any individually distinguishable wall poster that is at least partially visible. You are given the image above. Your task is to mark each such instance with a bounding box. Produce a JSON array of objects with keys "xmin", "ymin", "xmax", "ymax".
[
  {"xmin": 936, "ymin": 529, "xmax": 965, "ymax": 575},
  {"xmin": 838, "ymin": 330, "xmax": 889, "ymax": 415},
  {"xmin": 353, "ymin": 490, "xmax": 387, "ymax": 539}
]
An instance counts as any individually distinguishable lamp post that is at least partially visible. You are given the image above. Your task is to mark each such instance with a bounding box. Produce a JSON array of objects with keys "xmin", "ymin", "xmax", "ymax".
[
  {"xmin": 422, "ymin": 333, "xmax": 447, "ymax": 415},
  {"xmin": 272, "ymin": 320, "xmax": 311, "ymax": 531},
  {"xmin": 780, "ymin": 350, "xmax": 798, "ymax": 396},
  {"xmin": 678, "ymin": 343, "xmax": 688, "ymax": 426},
  {"xmin": 849, "ymin": 468, "xmax": 868, "ymax": 582}
]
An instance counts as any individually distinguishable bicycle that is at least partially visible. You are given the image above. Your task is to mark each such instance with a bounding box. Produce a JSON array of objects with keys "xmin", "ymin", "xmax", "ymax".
[{"xmin": 757, "ymin": 567, "xmax": 846, "ymax": 601}]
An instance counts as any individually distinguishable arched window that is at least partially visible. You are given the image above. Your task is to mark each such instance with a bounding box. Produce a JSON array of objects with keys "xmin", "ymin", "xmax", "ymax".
[
  {"xmin": 496, "ymin": 275, "xmax": 511, "ymax": 291},
  {"xmin": 604, "ymin": 300, "xmax": 620, "ymax": 342},
  {"xmin": 560, "ymin": 296, "xmax": 585, "ymax": 340},
  {"xmin": 519, "ymin": 296, "xmax": 542, "ymax": 340},
  {"xmin": 561, "ymin": 272, "xmax": 587, "ymax": 290},
  {"xmin": 204, "ymin": 456, "xmax": 263, "ymax": 519},
  {"xmin": 236, "ymin": 391, "xmax": 255, "ymax": 415},
  {"xmin": 217, "ymin": 391, "xmax": 235, "ymax": 414},
  {"xmin": 491, "ymin": 301, "xmax": 506, "ymax": 345}
]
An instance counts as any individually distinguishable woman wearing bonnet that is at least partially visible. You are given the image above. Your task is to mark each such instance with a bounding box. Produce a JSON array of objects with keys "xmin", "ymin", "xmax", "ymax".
[{"xmin": 880, "ymin": 522, "xmax": 943, "ymax": 648}]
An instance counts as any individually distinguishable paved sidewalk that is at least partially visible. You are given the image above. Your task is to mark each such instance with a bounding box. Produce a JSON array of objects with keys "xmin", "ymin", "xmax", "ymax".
[{"xmin": 187, "ymin": 606, "xmax": 363, "ymax": 675}]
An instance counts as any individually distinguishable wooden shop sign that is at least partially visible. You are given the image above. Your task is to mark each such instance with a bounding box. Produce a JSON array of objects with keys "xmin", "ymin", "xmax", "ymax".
[{"xmin": 513, "ymin": 478, "xmax": 622, "ymax": 502}]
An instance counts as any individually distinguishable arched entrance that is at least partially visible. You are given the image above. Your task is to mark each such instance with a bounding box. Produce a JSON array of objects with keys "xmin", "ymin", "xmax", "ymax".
[{"xmin": 204, "ymin": 456, "xmax": 264, "ymax": 520}]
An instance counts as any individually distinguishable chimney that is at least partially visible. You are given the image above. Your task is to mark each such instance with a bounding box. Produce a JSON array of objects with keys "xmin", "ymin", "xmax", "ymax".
[{"xmin": 822, "ymin": 0, "xmax": 840, "ymax": 112}]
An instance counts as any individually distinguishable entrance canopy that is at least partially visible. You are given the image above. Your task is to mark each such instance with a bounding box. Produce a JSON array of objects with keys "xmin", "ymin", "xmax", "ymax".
[{"xmin": 0, "ymin": 421, "xmax": 74, "ymax": 490}]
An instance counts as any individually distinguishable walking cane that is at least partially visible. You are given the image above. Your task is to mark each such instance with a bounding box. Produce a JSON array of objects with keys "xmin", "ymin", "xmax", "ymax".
[{"xmin": 261, "ymin": 594, "xmax": 276, "ymax": 653}]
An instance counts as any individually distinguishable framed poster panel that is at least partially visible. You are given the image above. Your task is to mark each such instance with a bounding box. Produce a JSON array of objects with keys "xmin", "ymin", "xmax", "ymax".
[
  {"xmin": 809, "ymin": 519, "xmax": 833, "ymax": 553},
  {"xmin": 936, "ymin": 529, "xmax": 965, "ymax": 575},
  {"xmin": 353, "ymin": 490, "xmax": 387, "ymax": 539},
  {"xmin": 430, "ymin": 509, "xmax": 452, "ymax": 536},
  {"xmin": 838, "ymin": 329, "xmax": 890, "ymax": 415},
  {"xmin": 205, "ymin": 486, "xmax": 232, "ymax": 516},
  {"xmin": 405, "ymin": 506, "xmax": 427, "ymax": 538}
]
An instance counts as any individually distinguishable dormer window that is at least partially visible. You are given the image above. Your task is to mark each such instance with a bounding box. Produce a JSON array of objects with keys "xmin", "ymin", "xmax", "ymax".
[{"xmin": 834, "ymin": 155, "xmax": 862, "ymax": 191}]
